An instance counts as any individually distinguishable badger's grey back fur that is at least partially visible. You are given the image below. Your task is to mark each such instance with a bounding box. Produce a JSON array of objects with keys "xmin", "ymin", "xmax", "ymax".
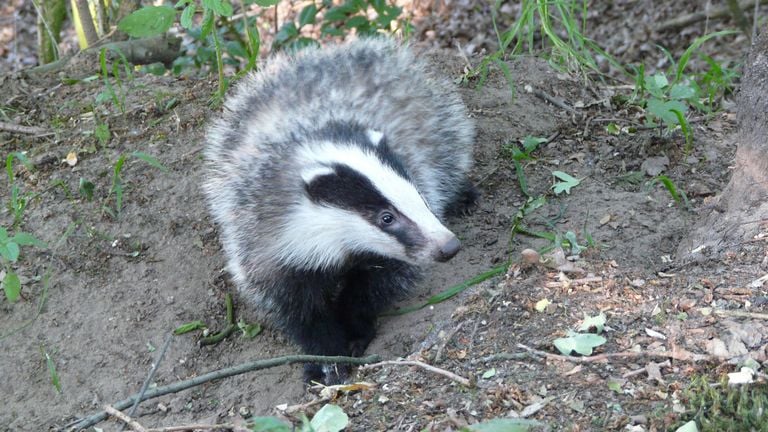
[{"xmin": 204, "ymin": 37, "xmax": 475, "ymax": 383}]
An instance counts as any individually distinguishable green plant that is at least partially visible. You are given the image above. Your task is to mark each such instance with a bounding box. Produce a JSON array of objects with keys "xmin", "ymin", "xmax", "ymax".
[
  {"xmin": 672, "ymin": 375, "xmax": 768, "ymax": 431},
  {"xmin": 502, "ymin": 135, "xmax": 546, "ymax": 197},
  {"xmin": 103, "ymin": 152, "xmax": 169, "ymax": 219},
  {"xmin": 96, "ymin": 47, "xmax": 133, "ymax": 113},
  {"xmin": 646, "ymin": 175, "xmax": 691, "ymax": 210},
  {"xmin": 0, "ymin": 227, "xmax": 46, "ymax": 302},
  {"xmin": 41, "ymin": 346, "xmax": 62, "ymax": 393},
  {"xmin": 5, "ymin": 152, "xmax": 37, "ymax": 228},
  {"xmin": 631, "ymin": 31, "xmax": 737, "ymax": 151},
  {"xmin": 464, "ymin": 0, "xmax": 624, "ymax": 89},
  {"xmin": 118, "ymin": 0, "xmax": 407, "ymax": 99},
  {"xmin": 272, "ymin": 0, "xmax": 408, "ymax": 52}
]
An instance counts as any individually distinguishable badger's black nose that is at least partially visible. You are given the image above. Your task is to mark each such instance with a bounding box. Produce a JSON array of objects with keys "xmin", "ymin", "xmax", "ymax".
[{"xmin": 436, "ymin": 237, "xmax": 461, "ymax": 262}]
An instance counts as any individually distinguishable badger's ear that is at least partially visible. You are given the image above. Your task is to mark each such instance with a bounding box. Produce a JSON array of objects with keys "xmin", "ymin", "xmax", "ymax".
[
  {"xmin": 366, "ymin": 129, "xmax": 385, "ymax": 146},
  {"xmin": 301, "ymin": 165, "xmax": 336, "ymax": 185}
]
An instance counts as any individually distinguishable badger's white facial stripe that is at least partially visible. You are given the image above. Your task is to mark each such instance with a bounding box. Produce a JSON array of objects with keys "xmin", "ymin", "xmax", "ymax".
[
  {"xmin": 366, "ymin": 129, "xmax": 384, "ymax": 146},
  {"xmin": 275, "ymin": 197, "xmax": 407, "ymax": 270},
  {"xmin": 296, "ymin": 141, "xmax": 455, "ymax": 261},
  {"xmin": 301, "ymin": 165, "xmax": 335, "ymax": 184}
]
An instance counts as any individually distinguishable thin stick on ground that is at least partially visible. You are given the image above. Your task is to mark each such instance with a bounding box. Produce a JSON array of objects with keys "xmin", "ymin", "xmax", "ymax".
[
  {"xmin": 714, "ymin": 309, "xmax": 768, "ymax": 320},
  {"xmin": 104, "ymin": 405, "xmax": 148, "ymax": 432},
  {"xmin": 0, "ymin": 121, "xmax": 51, "ymax": 135},
  {"xmin": 122, "ymin": 332, "xmax": 173, "ymax": 430},
  {"xmin": 361, "ymin": 359, "xmax": 472, "ymax": 387},
  {"xmin": 63, "ymin": 353, "xmax": 380, "ymax": 432},
  {"xmin": 516, "ymin": 343, "xmax": 713, "ymax": 363},
  {"xmin": 146, "ymin": 425, "xmax": 236, "ymax": 432}
]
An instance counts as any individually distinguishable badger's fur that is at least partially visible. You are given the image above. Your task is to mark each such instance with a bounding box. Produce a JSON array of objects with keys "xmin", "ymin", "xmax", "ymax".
[{"xmin": 204, "ymin": 38, "xmax": 475, "ymax": 384}]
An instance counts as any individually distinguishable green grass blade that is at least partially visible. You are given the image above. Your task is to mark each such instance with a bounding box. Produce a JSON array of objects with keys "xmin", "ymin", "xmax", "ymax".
[{"xmin": 382, "ymin": 264, "xmax": 508, "ymax": 316}]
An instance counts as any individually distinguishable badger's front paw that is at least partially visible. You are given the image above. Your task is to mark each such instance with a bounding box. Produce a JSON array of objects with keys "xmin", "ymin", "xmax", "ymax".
[{"xmin": 303, "ymin": 363, "xmax": 349, "ymax": 385}]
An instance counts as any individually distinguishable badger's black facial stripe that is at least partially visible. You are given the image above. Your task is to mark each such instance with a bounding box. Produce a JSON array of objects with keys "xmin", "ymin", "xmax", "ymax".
[
  {"xmin": 304, "ymin": 164, "xmax": 427, "ymax": 253},
  {"xmin": 312, "ymin": 121, "xmax": 412, "ymax": 180},
  {"xmin": 306, "ymin": 164, "xmax": 389, "ymax": 211}
]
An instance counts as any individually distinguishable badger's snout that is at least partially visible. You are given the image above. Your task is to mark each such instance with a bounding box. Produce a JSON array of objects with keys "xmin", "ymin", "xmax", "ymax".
[{"xmin": 434, "ymin": 235, "xmax": 461, "ymax": 262}]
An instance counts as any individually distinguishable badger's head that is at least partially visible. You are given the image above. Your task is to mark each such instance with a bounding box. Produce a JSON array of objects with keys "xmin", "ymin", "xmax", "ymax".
[{"xmin": 274, "ymin": 125, "xmax": 460, "ymax": 271}]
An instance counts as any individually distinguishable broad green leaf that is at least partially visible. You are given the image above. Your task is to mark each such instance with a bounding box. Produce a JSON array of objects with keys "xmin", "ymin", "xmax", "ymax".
[
  {"xmin": 200, "ymin": 8, "xmax": 214, "ymax": 38},
  {"xmin": 646, "ymin": 98, "xmax": 687, "ymax": 126},
  {"xmin": 669, "ymin": 83, "xmax": 696, "ymax": 100},
  {"xmin": 248, "ymin": 0, "xmax": 280, "ymax": 6},
  {"xmin": 482, "ymin": 368, "xmax": 496, "ymax": 379},
  {"xmin": 605, "ymin": 123, "xmax": 620, "ymax": 135},
  {"xmin": 11, "ymin": 232, "xmax": 46, "ymax": 248},
  {"xmin": 553, "ymin": 332, "xmax": 606, "ymax": 356},
  {"xmin": 298, "ymin": 4, "xmax": 318, "ymax": 27},
  {"xmin": 274, "ymin": 22, "xmax": 298, "ymax": 44},
  {"xmin": 118, "ymin": 6, "xmax": 177, "ymax": 38},
  {"xmin": 180, "ymin": 5, "xmax": 196, "ymax": 29},
  {"xmin": 250, "ymin": 416, "xmax": 292, "ymax": 432},
  {"xmin": 310, "ymin": 404, "xmax": 348, "ymax": 432},
  {"xmin": 5, "ymin": 242, "xmax": 20, "ymax": 262},
  {"xmin": 173, "ymin": 320, "xmax": 207, "ymax": 335},
  {"xmin": 579, "ymin": 312, "xmax": 606, "ymax": 334},
  {"xmin": 645, "ymin": 72, "xmax": 669, "ymax": 92},
  {"xmin": 202, "ymin": 0, "xmax": 233, "ymax": 17},
  {"xmin": 344, "ymin": 15, "xmax": 370, "ymax": 29},
  {"xmin": 3, "ymin": 271, "xmax": 21, "ymax": 302},
  {"xmin": 522, "ymin": 135, "xmax": 546, "ymax": 154},
  {"xmin": 461, "ymin": 418, "xmax": 542, "ymax": 432},
  {"xmin": 238, "ymin": 320, "xmax": 262, "ymax": 339},
  {"xmin": 551, "ymin": 171, "xmax": 580, "ymax": 195},
  {"xmin": 0, "ymin": 227, "xmax": 9, "ymax": 242}
]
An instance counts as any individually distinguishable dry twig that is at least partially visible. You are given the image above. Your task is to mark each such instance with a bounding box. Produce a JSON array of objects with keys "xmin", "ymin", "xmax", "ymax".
[
  {"xmin": 361, "ymin": 359, "xmax": 473, "ymax": 387},
  {"xmin": 104, "ymin": 405, "xmax": 148, "ymax": 432},
  {"xmin": 714, "ymin": 309, "xmax": 768, "ymax": 320},
  {"xmin": 516, "ymin": 343, "xmax": 713, "ymax": 363},
  {"xmin": 146, "ymin": 425, "xmax": 236, "ymax": 432},
  {"xmin": 0, "ymin": 121, "xmax": 51, "ymax": 136},
  {"xmin": 64, "ymin": 354, "xmax": 380, "ymax": 431},
  {"xmin": 655, "ymin": 0, "xmax": 768, "ymax": 32}
]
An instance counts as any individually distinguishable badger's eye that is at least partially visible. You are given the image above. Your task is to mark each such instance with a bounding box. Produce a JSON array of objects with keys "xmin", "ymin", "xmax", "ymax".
[{"xmin": 380, "ymin": 212, "xmax": 395, "ymax": 225}]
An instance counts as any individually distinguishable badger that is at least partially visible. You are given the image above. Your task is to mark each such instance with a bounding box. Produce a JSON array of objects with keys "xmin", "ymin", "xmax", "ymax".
[{"xmin": 203, "ymin": 37, "xmax": 476, "ymax": 384}]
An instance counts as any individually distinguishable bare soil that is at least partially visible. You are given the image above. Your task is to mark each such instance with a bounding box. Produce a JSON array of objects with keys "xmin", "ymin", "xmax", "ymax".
[{"xmin": 1, "ymin": 2, "xmax": 767, "ymax": 432}]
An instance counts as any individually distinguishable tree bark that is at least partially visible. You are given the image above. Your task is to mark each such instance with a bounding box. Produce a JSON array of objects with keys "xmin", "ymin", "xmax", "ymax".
[
  {"xmin": 677, "ymin": 31, "xmax": 768, "ymax": 262},
  {"xmin": 36, "ymin": 0, "xmax": 67, "ymax": 64}
]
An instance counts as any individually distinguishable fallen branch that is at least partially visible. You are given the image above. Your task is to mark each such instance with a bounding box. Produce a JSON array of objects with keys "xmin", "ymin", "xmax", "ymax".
[
  {"xmin": 515, "ymin": 343, "xmax": 713, "ymax": 363},
  {"xmin": 125, "ymin": 333, "xmax": 173, "ymax": 421},
  {"xmin": 714, "ymin": 309, "xmax": 768, "ymax": 320},
  {"xmin": 524, "ymin": 343, "xmax": 712, "ymax": 363},
  {"xmin": 655, "ymin": 0, "xmax": 768, "ymax": 32},
  {"xmin": 146, "ymin": 424, "xmax": 236, "ymax": 432},
  {"xmin": 361, "ymin": 359, "xmax": 472, "ymax": 387},
  {"xmin": 63, "ymin": 353, "xmax": 380, "ymax": 431},
  {"xmin": 104, "ymin": 405, "xmax": 147, "ymax": 432},
  {"xmin": 26, "ymin": 35, "xmax": 181, "ymax": 77},
  {"xmin": 0, "ymin": 121, "xmax": 51, "ymax": 136}
]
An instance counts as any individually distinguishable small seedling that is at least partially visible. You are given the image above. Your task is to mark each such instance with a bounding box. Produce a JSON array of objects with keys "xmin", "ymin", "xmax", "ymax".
[
  {"xmin": 41, "ymin": 347, "xmax": 62, "ymax": 393},
  {"xmin": 646, "ymin": 175, "xmax": 690, "ymax": 210},
  {"xmin": 103, "ymin": 152, "xmax": 169, "ymax": 219},
  {"xmin": 553, "ymin": 331, "xmax": 606, "ymax": 356},
  {"xmin": 551, "ymin": 171, "xmax": 581, "ymax": 195},
  {"xmin": 0, "ymin": 227, "xmax": 46, "ymax": 302}
]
